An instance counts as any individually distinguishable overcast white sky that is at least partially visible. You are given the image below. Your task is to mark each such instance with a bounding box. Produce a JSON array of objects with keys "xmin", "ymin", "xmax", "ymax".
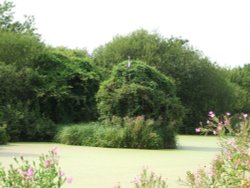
[{"xmin": 8, "ymin": 0, "xmax": 250, "ymax": 67}]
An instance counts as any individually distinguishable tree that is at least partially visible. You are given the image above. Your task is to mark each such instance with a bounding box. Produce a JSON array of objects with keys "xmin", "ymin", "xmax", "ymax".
[
  {"xmin": 0, "ymin": 29, "xmax": 44, "ymax": 66},
  {"xmin": 229, "ymin": 64, "xmax": 250, "ymax": 113},
  {"xmin": 34, "ymin": 47, "xmax": 101, "ymax": 123},
  {"xmin": 93, "ymin": 29, "xmax": 235, "ymax": 134},
  {"xmin": 0, "ymin": 0, "xmax": 36, "ymax": 34},
  {"xmin": 93, "ymin": 29, "xmax": 168, "ymax": 78}
]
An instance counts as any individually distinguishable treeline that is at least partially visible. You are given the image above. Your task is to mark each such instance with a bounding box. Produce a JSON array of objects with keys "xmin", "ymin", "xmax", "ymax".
[{"xmin": 0, "ymin": 1, "xmax": 249, "ymax": 146}]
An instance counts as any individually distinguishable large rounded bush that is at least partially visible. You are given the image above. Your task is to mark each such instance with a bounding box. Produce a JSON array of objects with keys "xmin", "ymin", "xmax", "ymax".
[
  {"xmin": 96, "ymin": 61, "xmax": 184, "ymax": 148},
  {"xmin": 34, "ymin": 48, "xmax": 101, "ymax": 123},
  {"xmin": 96, "ymin": 60, "xmax": 183, "ymax": 121}
]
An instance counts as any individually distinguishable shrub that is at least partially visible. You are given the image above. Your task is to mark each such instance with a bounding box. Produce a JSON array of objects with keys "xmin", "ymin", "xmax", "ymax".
[
  {"xmin": 56, "ymin": 117, "xmax": 167, "ymax": 149},
  {"xmin": 103, "ymin": 116, "xmax": 165, "ymax": 149},
  {"xmin": 55, "ymin": 123, "xmax": 99, "ymax": 146},
  {"xmin": 0, "ymin": 147, "xmax": 72, "ymax": 187},
  {"xmin": 1, "ymin": 103, "xmax": 57, "ymax": 141},
  {"xmin": 34, "ymin": 48, "xmax": 101, "ymax": 123},
  {"xmin": 181, "ymin": 112, "xmax": 250, "ymax": 187},
  {"xmin": 96, "ymin": 60, "xmax": 183, "ymax": 120},
  {"xmin": 96, "ymin": 61, "xmax": 184, "ymax": 148},
  {"xmin": 114, "ymin": 168, "xmax": 168, "ymax": 188},
  {"xmin": 0, "ymin": 125, "xmax": 8, "ymax": 145}
]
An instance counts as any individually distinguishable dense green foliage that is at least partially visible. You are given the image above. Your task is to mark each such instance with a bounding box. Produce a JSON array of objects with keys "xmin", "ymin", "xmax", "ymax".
[
  {"xmin": 0, "ymin": 44, "xmax": 100, "ymax": 141},
  {"xmin": 33, "ymin": 48, "xmax": 101, "ymax": 123},
  {"xmin": 96, "ymin": 60, "xmax": 183, "ymax": 121},
  {"xmin": 229, "ymin": 64, "xmax": 250, "ymax": 113},
  {"xmin": 0, "ymin": 125, "xmax": 8, "ymax": 144},
  {"xmin": 0, "ymin": 2, "xmax": 101, "ymax": 141},
  {"xmin": 0, "ymin": 31, "xmax": 56, "ymax": 141},
  {"xmin": 93, "ymin": 30, "xmax": 236, "ymax": 134},
  {"xmin": 56, "ymin": 116, "xmax": 166, "ymax": 149},
  {"xmin": 1, "ymin": 1, "xmax": 250, "ymax": 149},
  {"xmin": 96, "ymin": 60, "xmax": 183, "ymax": 148},
  {"xmin": 0, "ymin": 30, "xmax": 44, "ymax": 66}
]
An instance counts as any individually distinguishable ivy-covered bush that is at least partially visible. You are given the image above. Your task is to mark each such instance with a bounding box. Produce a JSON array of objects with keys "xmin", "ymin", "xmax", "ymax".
[
  {"xmin": 96, "ymin": 60, "xmax": 184, "ymax": 148},
  {"xmin": 96, "ymin": 60, "xmax": 183, "ymax": 122},
  {"xmin": 34, "ymin": 48, "xmax": 101, "ymax": 123},
  {"xmin": 0, "ymin": 43, "xmax": 100, "ymax": 141}
]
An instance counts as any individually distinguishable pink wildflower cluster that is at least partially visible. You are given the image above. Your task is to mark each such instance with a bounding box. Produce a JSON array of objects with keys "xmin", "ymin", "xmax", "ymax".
[
  {"xmin": 185, "ymin": 112, "xmax": 250, "ymax": 187},
  {"xmin": 0, "ymin": 147, "xmax": 73, "ymax": 187},
  {"xmin": 20, "ymin": 166, "xmax": 34, "ymax": 180},
  {"xmin": 195, "ymin": 111, "xmax": 232, "ymax": 135}
]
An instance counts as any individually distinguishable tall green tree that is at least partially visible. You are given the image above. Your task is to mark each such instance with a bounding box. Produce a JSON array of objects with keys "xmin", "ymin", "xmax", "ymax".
[
  {"xmin": 0, "ymin": 29, "xmax": 44, "ymax": 66},
  {"xmin": 229, "ymin": 64, "xmax": 250, "ymax": 113},
  {"xmin": 0, "ymin": 0, "xmax": 36, "ymax": 34},
  {"xmin": 93, "ymin": 29, "xmax": 235, "ymax": 133}
]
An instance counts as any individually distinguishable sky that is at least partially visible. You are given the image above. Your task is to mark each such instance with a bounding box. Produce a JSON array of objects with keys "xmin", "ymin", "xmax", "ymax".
[{"xmin": 7, "ymin": 0, "xmax": 250, "ymax": 68}]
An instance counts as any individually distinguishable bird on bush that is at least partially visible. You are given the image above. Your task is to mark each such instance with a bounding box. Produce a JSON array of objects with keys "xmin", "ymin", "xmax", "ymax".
[{"xmin": 127, "ymin": 56, "xmax": 131, "ymax": 68}]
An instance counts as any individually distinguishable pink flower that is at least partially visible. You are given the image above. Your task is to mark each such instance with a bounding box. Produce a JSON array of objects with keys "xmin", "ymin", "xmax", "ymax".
[
  {"xmin": 132, "ymin": 177, "xmax": 141, "ymax": 185},
  {"xmin": 60, "ymin": 170, "xmax": 65, "ymax": 177},
  {"xmin": 208, "ymin": 111, "xmax": 215, "ymax": 118},
  {"xmin": 44, "ymin": 160, "xmax": 50, "ymax": 167},
  {"xmin": 226, "ymin": 112, "xmax": 231, "ymax": 116},
  {"xmin": 243, "ymin": 113, "xmax": 248, "ymax": 118},
  {"xmin": 207, "ymin": 166, "xmax": 215, "ymax": 177},
  {"xmin": 67, "ymin": 176, "xmax": 73, "ymax": 184},
  {"xmin": 195, "ymin": 128, "xmax": 201, "ymax": 133},
  {"xmin": 26, "ymin": 166, "xmax": 34, "ymax": 179}
]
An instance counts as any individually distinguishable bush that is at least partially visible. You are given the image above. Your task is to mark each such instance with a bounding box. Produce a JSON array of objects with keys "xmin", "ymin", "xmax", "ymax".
[
  {"xmin": 0, "ymin": 147, "xmax": 72, "ymax": 187},
  {"xmin": 56, "ymin": 116, "xmax": 167, "ymax": 149},
  {"xmin": 96, "ymin": 60, "xmax": 183, "ymax": 148},
  {"xmin": 181, "ymin": 112, "xmax": 250, "ymax": 187},
  {"xmin": 34, "ymin": 48, "xmax": 101, "ymax": 123},
  {"xmin": 1, "ymin": 103, "xmax": 57, "ymax": 141},
  {"xmin": 55, "ymin": 123, "xmax": 99, "ymax": 146},
  {"xmin": 96, "ymin": 60, "xmax": 182, "ymax": 120},
  {"xmin": 0, "ymin": 125, "xmax": 8, "ymax": 144},
  {"xmin": 115, "ymin": 168, "xmax": 168, "ymax": 188}
]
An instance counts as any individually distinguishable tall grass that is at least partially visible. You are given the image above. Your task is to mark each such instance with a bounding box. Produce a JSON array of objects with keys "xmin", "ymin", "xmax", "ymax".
[{"xmin": 55, "ymin": 117, "xmax": 167, "ymax": 149}]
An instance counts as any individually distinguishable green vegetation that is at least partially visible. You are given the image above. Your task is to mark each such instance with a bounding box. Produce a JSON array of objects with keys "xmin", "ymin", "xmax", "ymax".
[
  {"xmin": 182, "ymin": 113, "xmax": 250, "ymax": 187},
  {"xmin": 0, "ymin": 0, "xmax": 249, "ymax": 150},
  {"xmin": 95, "ymin": 60, "xmax": 184, "ymax": 148},
  {"xmin": 0, "ymin": 125, "xmax": 8, "ymax": 144},
  {"xmin": 33, "ymin": 48, "xmax": 101, "ymax": 123},
  {"xmin": 93, "ymin": 29, "xmax": 236, "ymax": 134},
  {"xmin": 56, "ymin": 117, "xmax": 164, "ymax": 149},
  {"xmin": 0, "ymin": 147, "xmax": 72, "ymax": 187}
]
